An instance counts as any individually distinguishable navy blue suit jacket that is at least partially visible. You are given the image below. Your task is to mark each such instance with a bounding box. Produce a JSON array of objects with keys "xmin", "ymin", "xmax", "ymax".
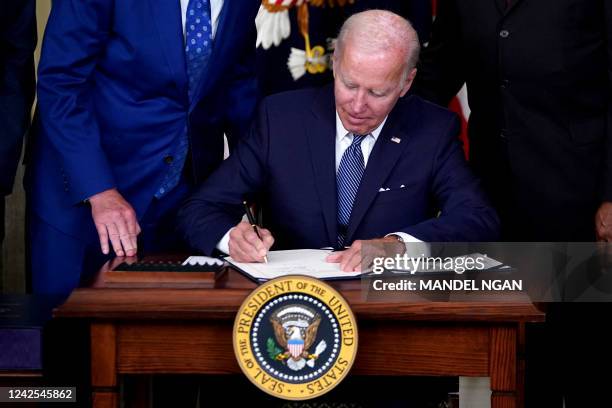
[
  {"xmin": 178, "ymin": 85, "xmax": 500, "ymax": 255},
  {"xmin": 27, "ymin": 0, "xmax": 260, "ymax": 237},
  {"xmin": 0, "ymin": 0, "xmax": 36, "ymax": 196}
]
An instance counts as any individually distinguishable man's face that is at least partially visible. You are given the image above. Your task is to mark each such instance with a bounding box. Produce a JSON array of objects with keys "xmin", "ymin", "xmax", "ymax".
[{"xmin": 334, "ymin": 42, "xmax": 415, "ymax": 136}]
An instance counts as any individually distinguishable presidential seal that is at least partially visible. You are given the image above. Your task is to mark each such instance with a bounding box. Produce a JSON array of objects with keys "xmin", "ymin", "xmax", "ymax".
[{"xmin": 233, "ymin": 275, "xmax": 358, "ymax": 400}]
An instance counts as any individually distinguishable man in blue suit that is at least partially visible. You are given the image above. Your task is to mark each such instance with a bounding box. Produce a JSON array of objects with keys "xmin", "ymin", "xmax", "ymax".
[
  {"xmin": 1, "ymin": 0, "xmax": 36, "ymax": 244},
  {"xmin": 27, "ymin": 0, "xmax": 260, "ymax": 295},
  {"xmin": 178, "ymin": 10, "xmax": 499, "ymax": 271}
]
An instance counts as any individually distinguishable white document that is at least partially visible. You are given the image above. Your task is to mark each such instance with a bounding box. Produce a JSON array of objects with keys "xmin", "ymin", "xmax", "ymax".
[{"xmin": 225, "ymin": 249, "xmax": 361, "ymax": 281}]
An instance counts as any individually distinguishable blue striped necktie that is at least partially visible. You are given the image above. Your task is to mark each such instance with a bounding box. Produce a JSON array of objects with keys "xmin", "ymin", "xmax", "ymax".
[
  {"xmin": 156, "ymin": 0, "xmax": 213, "ymax": 198},
  {"xmin": 337, "ymin": 134, "xmax": 367, "ymax": 247}
]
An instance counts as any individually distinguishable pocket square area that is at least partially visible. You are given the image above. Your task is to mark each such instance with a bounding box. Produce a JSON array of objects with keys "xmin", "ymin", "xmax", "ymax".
[{"xmin": 379, "ymin": 184, "xmax": 408, "ymax": 192}]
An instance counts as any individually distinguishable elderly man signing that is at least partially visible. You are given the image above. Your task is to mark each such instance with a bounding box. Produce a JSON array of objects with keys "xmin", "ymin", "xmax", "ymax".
[{"xmin": 178, "ymin": 9, "xmax": 499, "ymax": 271}]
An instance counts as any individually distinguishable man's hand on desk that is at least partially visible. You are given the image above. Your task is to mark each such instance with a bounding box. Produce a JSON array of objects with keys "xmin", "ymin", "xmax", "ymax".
[
  {"xmin": 229, "ymin": 221, "xmax": 274, "ymax": 262},
  {"xmin": 89, "ymin": 188, "xmax": 141, "ymax": 257},
  {"xmin": 326, "ymin": 236, "xmax": 407, "ymax": 272},
  {"xmin": 595, "ymin": 202, "xmax": 612, "ymax": 241}
]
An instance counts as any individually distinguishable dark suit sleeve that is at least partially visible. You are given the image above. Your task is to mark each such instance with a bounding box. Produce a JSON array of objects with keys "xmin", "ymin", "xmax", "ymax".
[
  {"xmin": 36, "ymin": 0, "xmax": 115, "ymax": 203},
  {"xmin": 604, "ymin": 0, "xmax": 612, "ymax": 202},
  {"xmin": 402, "ymin": 116, "xmax": 500, "ymax": 241},
  {"xmin": 412, "ymin": 0, "xmax": 466, "ymax": 107},
  {"xmin": 0, "ymin": 0, "xmax": 36, "ymax": 196},
  {"xmin": 178, "ymin": 100, "xmax": 271, "ymax": 255},
  {"xmin": 224, "ymin": 8, "xmax": 259, "ymax": 151}
]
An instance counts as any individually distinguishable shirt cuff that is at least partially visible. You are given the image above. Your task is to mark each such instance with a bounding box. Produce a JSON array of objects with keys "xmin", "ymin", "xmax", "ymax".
[
  {"xmin": 216, "ymin": 228, "xmax": 233, "ymax": 254},
  {"xmin": 386, "ymin": 232, "xmax": 432, "ymax": 258}
]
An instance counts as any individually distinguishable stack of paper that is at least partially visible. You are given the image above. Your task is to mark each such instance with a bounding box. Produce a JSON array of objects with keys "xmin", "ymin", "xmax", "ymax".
[{"xmin": 225, "ymin": 249, "xmax": 361, "ymax": 281}]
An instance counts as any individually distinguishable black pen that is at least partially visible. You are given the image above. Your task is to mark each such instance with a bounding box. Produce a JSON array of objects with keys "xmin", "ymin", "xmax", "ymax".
[{"xmin": 243, "ymin": 201, "xmax": 268, "ymax": 263}]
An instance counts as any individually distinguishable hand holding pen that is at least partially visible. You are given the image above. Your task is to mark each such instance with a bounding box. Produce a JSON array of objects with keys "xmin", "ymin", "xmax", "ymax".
[
  {"xmin": 243, "ymin": 201, "xmax": 269, "ymax": 263},
  {"xmin": 226, "ymin": 202, "xmax": 275, "ymax": 263}
]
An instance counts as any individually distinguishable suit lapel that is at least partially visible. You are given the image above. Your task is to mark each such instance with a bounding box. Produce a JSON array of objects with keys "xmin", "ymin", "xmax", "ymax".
[
  {"xmin": 344, "ymin": 100, "xmax": 413, "ymax": 243},
  {"xmin": 147, "ymin": 0, "xmax": 188, "ymax": 102},
  {"xmin": 494, "ymin": 0, "xmax": 507, "ymax": 14},
  {"xmin": 307, "ymin": 86, "xmax": 338, "ymax": 246},
  {"xmin": 506, "ymin": 0, "xmax": 525, "ymax": 15},
  {"xmin": 495, "ymin": 0, "xmax": 526, "ymax": 16},
  {"xmin": 189, "ymin": 0, "xmax": 235, "ymax": 110}
]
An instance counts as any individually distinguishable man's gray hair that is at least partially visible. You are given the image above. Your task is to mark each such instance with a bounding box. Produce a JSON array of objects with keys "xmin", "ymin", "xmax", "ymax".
[{"xmin": 334, "ymin": 10, "xmax": 420, "ymax": 83}]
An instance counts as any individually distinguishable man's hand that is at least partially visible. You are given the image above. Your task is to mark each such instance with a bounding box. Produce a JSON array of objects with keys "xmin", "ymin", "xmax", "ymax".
[
  {"xmin": 228, "ymin": 221, "xmax": 274, "ymax": 262},
  {"xmin": 89, "ymin": 188, "xmax": 141, "ymax": 256},
  {"xmin": 595, "ymin": 202, "xmax": 612, "ymax": 241},
  {"xmin": 326, "ymin": 236, "xmax": 406, "ymax": 272}
]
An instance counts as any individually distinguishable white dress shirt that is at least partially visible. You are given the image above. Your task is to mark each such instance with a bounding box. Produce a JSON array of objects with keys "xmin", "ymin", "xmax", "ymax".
[
  {"xmin": 180, "ymin": 0, "xmax": 224, "ymax": 38},
  {"xmin": 334, "ymin": 112, "xmax": 385, "ymax": 170},
  {"xmin": 216, "ymin": 112, "xmax": 422, "ymax": 254}
]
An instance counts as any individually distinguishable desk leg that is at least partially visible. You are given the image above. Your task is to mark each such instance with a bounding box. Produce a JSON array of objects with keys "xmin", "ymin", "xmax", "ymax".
[
  {"xmin": 490, "ymin": 326, "xmax": 517, "ymax": 408},
  {"xmin": 517, "ymin": 323, "xmax": 526, "ymax": 408},
  {"xmin": 91, "ymin": 323, "xmax": 119, "ymax": 408}
]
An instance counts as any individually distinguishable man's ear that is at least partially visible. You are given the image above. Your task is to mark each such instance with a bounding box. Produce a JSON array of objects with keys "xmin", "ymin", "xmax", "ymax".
[
  {"xmin": 331, "ymin": 54, "xmax": 338, "ymax": 78},
  {"xmin": 399, "ymin": 68, "xmax": 417, "ymax": 97}
]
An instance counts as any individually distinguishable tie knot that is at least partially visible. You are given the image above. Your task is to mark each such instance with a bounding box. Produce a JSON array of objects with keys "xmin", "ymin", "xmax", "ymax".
[{"xmin": 351, "ymin": 134, "xmax": 368, "ymax": 147}]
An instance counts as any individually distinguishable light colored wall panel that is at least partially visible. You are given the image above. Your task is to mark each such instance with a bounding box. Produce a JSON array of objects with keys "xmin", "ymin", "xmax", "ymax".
[{"xmin": 1, "ymin": 1, "xmax": 51, "ymax": 293}]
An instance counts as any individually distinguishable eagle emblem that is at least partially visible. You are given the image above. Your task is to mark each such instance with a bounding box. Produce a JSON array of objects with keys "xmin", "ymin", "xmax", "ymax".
[
  {"xmin": 268, "ymin": 304, "xmax": 327, "ymax": 371},
  {"xmin": 233, "ymin": 276, "xmax": 358, "ymax": 399}
]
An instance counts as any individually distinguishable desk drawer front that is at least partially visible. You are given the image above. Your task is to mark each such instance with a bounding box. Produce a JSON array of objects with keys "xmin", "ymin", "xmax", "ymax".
[{"xmin": 116, "ymin": 323, "xmax": 240, "ymax": 374}]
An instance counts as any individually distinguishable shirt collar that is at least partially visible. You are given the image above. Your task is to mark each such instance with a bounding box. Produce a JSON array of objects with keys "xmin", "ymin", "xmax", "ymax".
[{"xmin": 335, "ymin": 111, "xmax": 388, "ymax": 143}]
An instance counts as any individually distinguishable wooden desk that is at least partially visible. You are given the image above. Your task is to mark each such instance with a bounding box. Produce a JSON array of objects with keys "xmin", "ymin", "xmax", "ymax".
[{"xmin": 54, "ymin": 259, "xmax": 544, "ymax": 408}]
